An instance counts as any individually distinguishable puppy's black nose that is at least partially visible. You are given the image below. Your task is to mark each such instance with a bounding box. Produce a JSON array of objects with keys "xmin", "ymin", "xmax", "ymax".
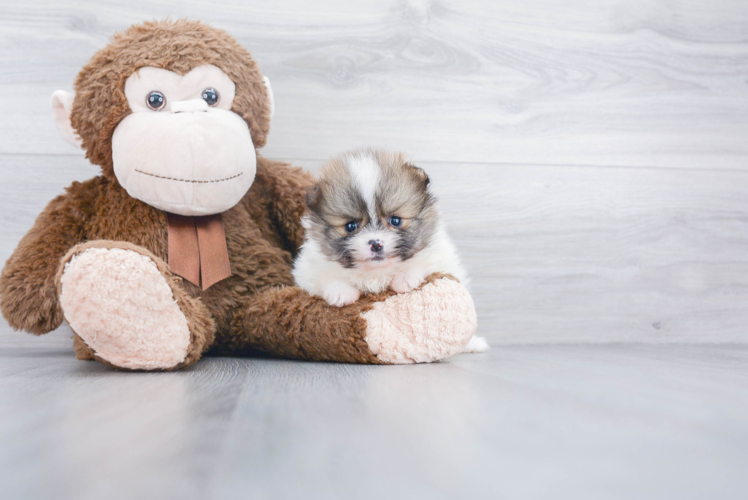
[{"xmin": 369, "ymin": 240, "xmax": 384, "ymax": 253}]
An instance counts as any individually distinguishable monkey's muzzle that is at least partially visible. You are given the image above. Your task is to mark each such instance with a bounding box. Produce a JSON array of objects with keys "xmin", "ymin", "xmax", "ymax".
[{"xmin": 111, "ymin": 107, "xmax": 257, "ymax": 216}]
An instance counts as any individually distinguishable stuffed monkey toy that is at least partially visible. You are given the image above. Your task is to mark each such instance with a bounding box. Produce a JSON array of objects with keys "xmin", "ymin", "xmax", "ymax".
[{"xmin": 0, "ymin": 20, "xmax": 477, "ymax": 370}]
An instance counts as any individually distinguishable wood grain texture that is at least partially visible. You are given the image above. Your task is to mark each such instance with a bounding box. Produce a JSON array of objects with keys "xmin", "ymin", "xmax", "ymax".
[
  {"xmin": 3, "ymin": 154, "xmax": 747, "ymax": 344},
  {"xmin": 0, "ymin": 0, "xmax": 747, "ymax": 168},
  {"xmin": 1, "ymin": 331, "xmax": 747, "ymax": 500},
  {"xmin": 2, "ymin": 3, "xmax": 748, "ymax": 498}
]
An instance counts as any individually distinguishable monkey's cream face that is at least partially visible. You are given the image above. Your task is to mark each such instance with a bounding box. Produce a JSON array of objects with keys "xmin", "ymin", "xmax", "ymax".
[{"xmin": 111, "ymin": 65, "xmax": 256, "ymax": 216}]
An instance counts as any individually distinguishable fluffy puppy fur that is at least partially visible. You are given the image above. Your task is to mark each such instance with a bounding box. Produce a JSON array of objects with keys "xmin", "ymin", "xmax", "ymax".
[{"xmin": 294, "ymin": 150, "xmax": 488, "ymax": 353}]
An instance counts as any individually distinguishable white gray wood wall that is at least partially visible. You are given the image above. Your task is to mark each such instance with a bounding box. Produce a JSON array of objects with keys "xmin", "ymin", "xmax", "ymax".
[{"xmin": 1, "ymin": 0, "xmax": 747, "ymax": 344}]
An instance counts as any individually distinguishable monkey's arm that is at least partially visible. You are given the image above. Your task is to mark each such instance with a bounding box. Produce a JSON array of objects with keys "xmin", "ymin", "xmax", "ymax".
[
  {"xmin": 251, "ymin": 157, "xmax": 314, "ymax": 256},
  {"xmin": 225, "ymin": 284, "xmax": 385, "ymax": 363},
  {"xmin": 223, "ymin": 274, "xmax": 476, "ymax": 364},
  {"xmin": 0, "ymin": 180, "xmax": 97, "ymax": 334}
]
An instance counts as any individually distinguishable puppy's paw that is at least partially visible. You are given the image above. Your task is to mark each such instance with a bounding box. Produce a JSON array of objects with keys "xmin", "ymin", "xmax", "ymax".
[
  {"xmin": 321, "ymin": 282, "xmax": 361, "ymax": 307},
  {"xmin": 390, "ymin": 268, "xmax": 428, "ymax": 294}
]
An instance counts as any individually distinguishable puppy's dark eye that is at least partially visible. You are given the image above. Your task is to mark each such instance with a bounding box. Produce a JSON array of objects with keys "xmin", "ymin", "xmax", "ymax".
[
  {"xmin": 146, "ymin": 91, "xmax": 166, "ymax": 111},
  {"xmin": 345, "ymin": 221, "xmax": 359, "ymax": 233},
  {"xmin": 388, "ymin": 216, "xmax": 402, "ymax": 228},
  {"xmin": 201, "ymin": 87, "xmax": 220, "ymax": 107}
]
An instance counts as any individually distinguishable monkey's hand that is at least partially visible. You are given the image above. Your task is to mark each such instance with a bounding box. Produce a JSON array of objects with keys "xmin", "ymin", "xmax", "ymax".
[{"xmin": 0, "ymin": 180, "xmax": 94, "ymax": 334}]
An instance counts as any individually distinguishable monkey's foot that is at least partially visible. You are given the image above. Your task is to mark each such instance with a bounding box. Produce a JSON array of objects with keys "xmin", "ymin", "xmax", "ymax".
[
  {"xmin": 58, "ymin": 243, "xmax": 207, "ymax": 370},
  {"xmin": 362, "ymin": 276, "xmax": 477, "ymax": 364}
]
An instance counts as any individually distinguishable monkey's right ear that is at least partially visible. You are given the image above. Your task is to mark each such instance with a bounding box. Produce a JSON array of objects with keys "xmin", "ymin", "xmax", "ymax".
[
  {"xmin": 262, "ymin": 76, "xmax": 275, "ymax": 120},
  {"xmin": 50, "ymin": 90, "xmax": 83, "ymax": 149}
]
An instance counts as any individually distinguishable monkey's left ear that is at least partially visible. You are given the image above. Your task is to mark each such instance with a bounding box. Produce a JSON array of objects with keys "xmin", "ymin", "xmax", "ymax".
[
  {"xmin": 50, "ymin": 90, "xmax": 83, "ymax": 149},
  {"xmin": 262, "ymin": 76, "xmax": 275, "ymax": 120}
]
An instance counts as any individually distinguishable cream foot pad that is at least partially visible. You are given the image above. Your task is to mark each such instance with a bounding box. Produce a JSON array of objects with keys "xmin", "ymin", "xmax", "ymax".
[
  {"xmin": 363, "ymin": 278, "xmax": 478, "ymax": 364},
  {"xmin": 59, "ymin": 247, "xmax": 191, "ymax": 370}
]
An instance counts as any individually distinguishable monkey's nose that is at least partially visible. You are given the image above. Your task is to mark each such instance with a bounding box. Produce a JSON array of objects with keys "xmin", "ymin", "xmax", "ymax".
[
  {"xmin": 369, "ymin": 240, "xmax": 384, "ymax": 253},
  {"xmin": 171, "ymin": 99, "xmax": 209, "ymax": 113}
]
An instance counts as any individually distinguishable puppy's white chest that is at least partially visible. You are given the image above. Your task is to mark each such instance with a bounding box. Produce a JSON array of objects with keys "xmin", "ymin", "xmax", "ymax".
[{"xmin": 347, "ymin": 265, "xmax": 398, "ymax": 294}]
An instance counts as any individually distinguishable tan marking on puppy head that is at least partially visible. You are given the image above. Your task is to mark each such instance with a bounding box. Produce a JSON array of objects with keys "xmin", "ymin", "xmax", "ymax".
[
  {"xmin": 307, "ymin": 156, "xmax": 369, "ymax": 237},
  {"xmin": 71, "ymin": 19, "xmax": 272, "ymax": 179},
  {"xmin": 305, "ymin": 149, "xmax": 439, "ymax": 265},
  {"xmin": 373, "ymin": 152, "xmax": 434, "ymax": 229}
]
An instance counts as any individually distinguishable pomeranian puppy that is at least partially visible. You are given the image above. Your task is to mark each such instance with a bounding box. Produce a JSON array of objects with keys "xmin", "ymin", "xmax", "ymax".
[{"xmin": 293, "ymin": 149, "xmax": 488, "ymax": 353}]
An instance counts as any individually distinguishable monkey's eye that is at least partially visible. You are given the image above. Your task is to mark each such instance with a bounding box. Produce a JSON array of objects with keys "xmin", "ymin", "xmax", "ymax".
[
  {"xmin": 146, "ymin": 91, "xmax": 166, "ymax": 111},
  {"xmin": 344, "ymin": 221, "xmax": 359, "ymax": 233},
  {"xmin": 388, "ymin": 216, "xmax": 402, "ymax": 228},
  {"xmin": 201, "ymin": 88, "xmax": 220, "ymax": 107}
]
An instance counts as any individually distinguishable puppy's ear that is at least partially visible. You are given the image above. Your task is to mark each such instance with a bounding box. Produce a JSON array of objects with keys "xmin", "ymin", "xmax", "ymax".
[
  {"xmin": 405, "ymin": 163, "xmax": 430, "ymax": 188},
  {"xmin": 306, "ymin": 184, "xmax": 322, "ymax": 211}
]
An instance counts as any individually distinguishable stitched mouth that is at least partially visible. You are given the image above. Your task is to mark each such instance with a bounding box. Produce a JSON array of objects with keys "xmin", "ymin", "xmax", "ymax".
[{"xmin": 135, "ymin": 170, "xmax": 243, "ymax": 184}]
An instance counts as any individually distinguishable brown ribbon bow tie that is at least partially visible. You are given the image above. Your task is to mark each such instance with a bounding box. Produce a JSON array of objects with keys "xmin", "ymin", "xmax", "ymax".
[{"xmin": 167, "ymin": 213, "xmax": 232, "ymax": 290}]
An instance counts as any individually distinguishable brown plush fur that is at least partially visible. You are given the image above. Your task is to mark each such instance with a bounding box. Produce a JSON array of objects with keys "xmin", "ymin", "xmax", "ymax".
[
  {"xmin": 228, "ymin": 272, "xmax": 457, "ymax": 363},
  {"xmin": 0, "ymin": 20, "xmax": 402, "ymax": 368}
]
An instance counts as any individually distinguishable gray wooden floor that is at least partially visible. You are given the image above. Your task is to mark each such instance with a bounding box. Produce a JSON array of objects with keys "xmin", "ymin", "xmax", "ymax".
[
  {"xmin": 2, "ymin": 1, "xmax": 748, "ymax": 499},
  {"xmin": 2, "ymin": 331, "xmax": 748, "ymax": 499}
]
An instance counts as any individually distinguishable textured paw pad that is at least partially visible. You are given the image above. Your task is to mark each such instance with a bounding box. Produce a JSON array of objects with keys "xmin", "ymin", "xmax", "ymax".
[
  {"xmin": 59, "ymin": 247, "xmax": 190, "ymax": 370},
  {"xmin": 363, "ymin": 278, "xmax": 477, "ymax": 364}
]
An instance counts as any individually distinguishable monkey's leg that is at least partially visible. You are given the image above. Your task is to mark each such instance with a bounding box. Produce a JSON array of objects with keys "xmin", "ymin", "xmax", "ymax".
[
  {"xmin": 226, "ymin": 274, "xmax": 477, "ymax": 364},
  {"xmin": 57, "ymin": 241, "xmax": 216, "ymax": 370}
]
